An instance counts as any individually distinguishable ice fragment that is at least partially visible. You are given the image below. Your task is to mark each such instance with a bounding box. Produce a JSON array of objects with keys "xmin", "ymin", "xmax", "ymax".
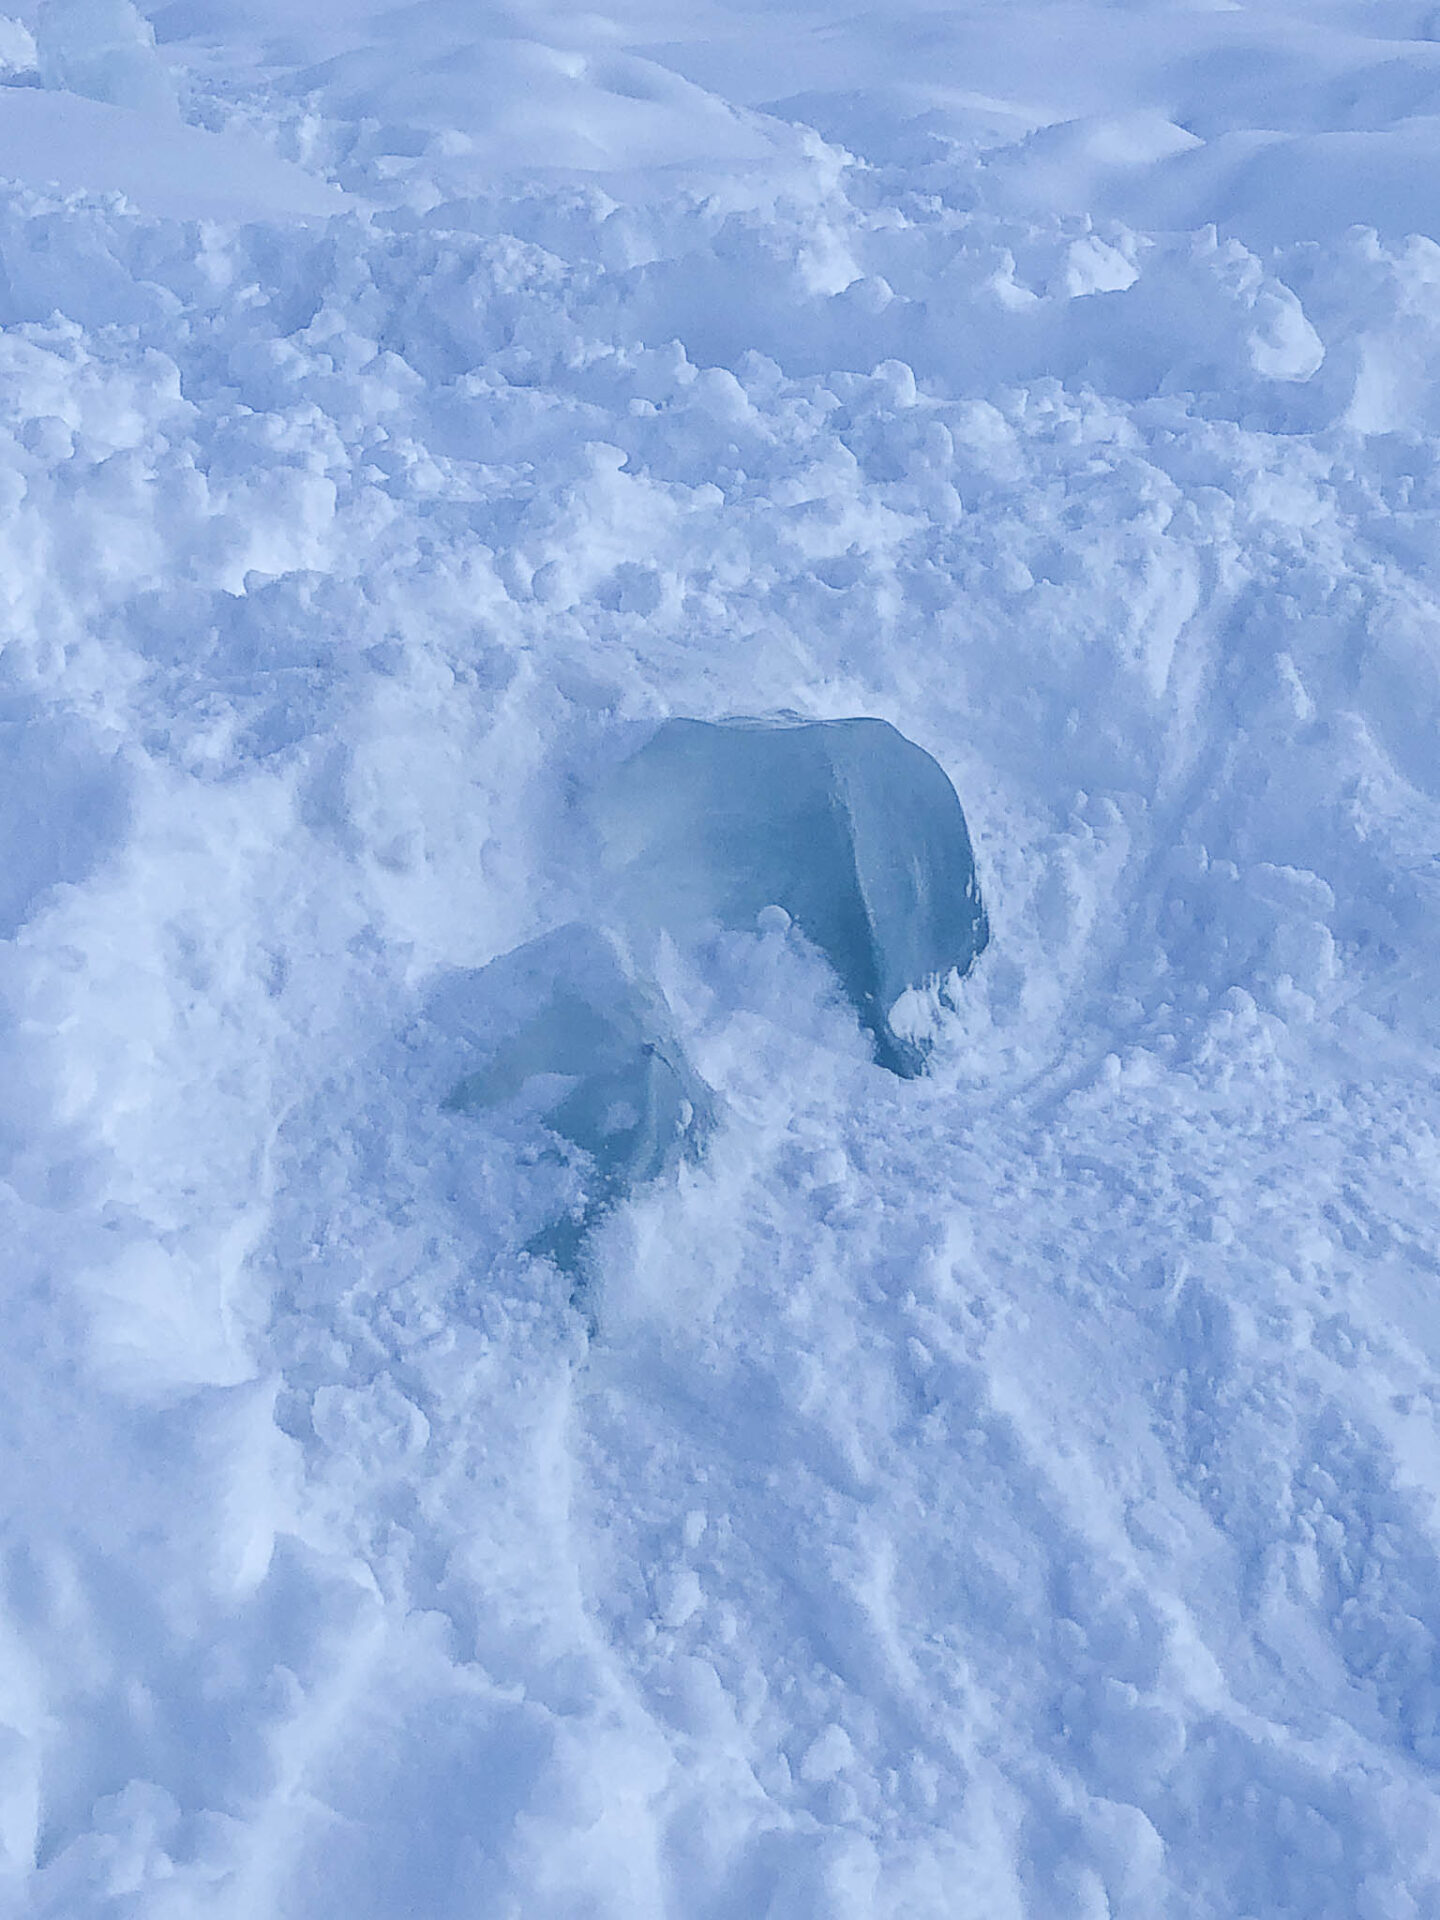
[{"xmin": 438, "ymin": 924, "xmax": 713, "ymax": 1267}]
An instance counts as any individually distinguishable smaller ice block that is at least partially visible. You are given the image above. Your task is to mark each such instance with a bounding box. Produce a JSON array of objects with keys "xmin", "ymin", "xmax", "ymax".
[{"xmin": 438, "ymin": 924, "xmax": 713, "ymax": 1266}]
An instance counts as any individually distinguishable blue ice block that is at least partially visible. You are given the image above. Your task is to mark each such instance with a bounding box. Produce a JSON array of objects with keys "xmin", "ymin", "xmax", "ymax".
[{"xmin": 593, "ymin": 716, "xmax": 988, "ymax": 1075}]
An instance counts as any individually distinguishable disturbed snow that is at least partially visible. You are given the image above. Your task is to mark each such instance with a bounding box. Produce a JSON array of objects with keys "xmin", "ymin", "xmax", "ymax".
[{"xmin": 4, "ymin": 0, "xmax": 1440, "ymax": 1913}]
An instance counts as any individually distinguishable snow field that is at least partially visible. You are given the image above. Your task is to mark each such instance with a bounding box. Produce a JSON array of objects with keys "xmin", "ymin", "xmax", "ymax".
[{"xmin": 3, "ymin": 0, "xmax": 1440, "ymax": 1913}]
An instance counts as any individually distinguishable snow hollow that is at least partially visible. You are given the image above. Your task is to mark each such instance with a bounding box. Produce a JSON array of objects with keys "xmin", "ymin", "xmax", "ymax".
[{"xmin": 4, "ymin": 0, "xmax": 1440, "ymax": 1914}]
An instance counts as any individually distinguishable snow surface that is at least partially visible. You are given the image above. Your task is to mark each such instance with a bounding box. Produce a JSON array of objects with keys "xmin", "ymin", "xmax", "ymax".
[{"xmin": 4, "ymin": 0, "xmax": 1440, "ymax": 1912}]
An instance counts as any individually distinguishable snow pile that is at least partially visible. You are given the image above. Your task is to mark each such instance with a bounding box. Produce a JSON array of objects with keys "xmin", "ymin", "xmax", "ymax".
[{"xmin": 3, "ymin": 0, "xmax": 1440, "ymax": 1913}]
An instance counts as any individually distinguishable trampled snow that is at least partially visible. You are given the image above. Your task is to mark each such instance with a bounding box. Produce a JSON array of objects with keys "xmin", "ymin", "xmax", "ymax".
[{"xmin": 4, "ymin": 0, "xmax": 1440, "ymax": 1913}]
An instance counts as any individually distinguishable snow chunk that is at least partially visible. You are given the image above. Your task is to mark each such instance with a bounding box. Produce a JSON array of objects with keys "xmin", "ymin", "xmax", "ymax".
[
  {"xmin": 0, "ymin": 88, "xmax": 350, "ymax": 220},
  {"xmin": 0, "ymin": 17, "xmax": 36, "ymax": 80},
  {"xmin": 1064, "ymin": 235, "xmax": 1139, "ymax": 298},
  {"xmin": 593, "ymin": 717, "xmax": 988, "ymax": 1076},
  {"xmin": 1247, "ymin": 281, "xmax": 1324, "ymax": 383},
  {"xmin": 438, "ymin": 925, "xmax": 714, "ymax": 1268},
  {"xmin": 34, "ymin": 0, "xmax": 176, "ymax": 117}
]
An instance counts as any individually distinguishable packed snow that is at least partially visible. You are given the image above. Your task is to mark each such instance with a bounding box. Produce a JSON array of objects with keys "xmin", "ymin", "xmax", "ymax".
[{"xmin": 5, "ymin": 0, "xmax": 1440, "ymax": 1913}]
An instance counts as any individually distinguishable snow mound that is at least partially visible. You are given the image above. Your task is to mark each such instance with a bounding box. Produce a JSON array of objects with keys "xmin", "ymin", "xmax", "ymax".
[
  {"xmin": 593, "ymin": 716, "xmax": 988, "ymax": 1075},
  {"xmin": 437, "ymin": 924, "xmax": 714, "ymax": 1268}
]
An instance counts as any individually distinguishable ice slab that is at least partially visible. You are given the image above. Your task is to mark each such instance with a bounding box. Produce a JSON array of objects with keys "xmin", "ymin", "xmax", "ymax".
[
  {"xmin": 437, "ymin": 924, "xmax": 713, "ymax": 1268},
  {"xmin": 593, "ymin": 716, "xmax": 988, "ymax": 1076}
]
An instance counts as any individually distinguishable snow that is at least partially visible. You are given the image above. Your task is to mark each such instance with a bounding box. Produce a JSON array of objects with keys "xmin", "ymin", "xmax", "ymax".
[
  {"xmin": 3, "ymin": 0, "xmax": 1440, "ymax": 1912},
  {"xmin": 0, "ymin": 87, "xmax": 349, "ymax": 218}
]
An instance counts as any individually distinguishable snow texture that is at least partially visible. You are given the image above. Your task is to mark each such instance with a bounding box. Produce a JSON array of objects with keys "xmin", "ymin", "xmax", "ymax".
[
  {"xmin": 593, "ymin": 715, "xmax": 988, "ymax": 1075},
  {"xmin": 4, "ymin": 0, "xmax": 1440, "ymax": 1914}
]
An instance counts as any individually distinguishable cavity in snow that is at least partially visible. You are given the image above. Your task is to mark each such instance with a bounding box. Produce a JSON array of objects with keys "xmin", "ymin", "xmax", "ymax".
[
  {"xmin": 437, "ymin": 924, "xmax": 714, "ymax": 1269},
  {"xmin": 593, "ymin": 716, "xmax": 988, "ymax": 1075}
]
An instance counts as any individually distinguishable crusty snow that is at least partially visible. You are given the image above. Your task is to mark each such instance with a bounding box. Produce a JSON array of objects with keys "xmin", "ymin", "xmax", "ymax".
[{"xmin": 4, "ymin": 1, "xmax": 1440, "ymax": 1914}]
